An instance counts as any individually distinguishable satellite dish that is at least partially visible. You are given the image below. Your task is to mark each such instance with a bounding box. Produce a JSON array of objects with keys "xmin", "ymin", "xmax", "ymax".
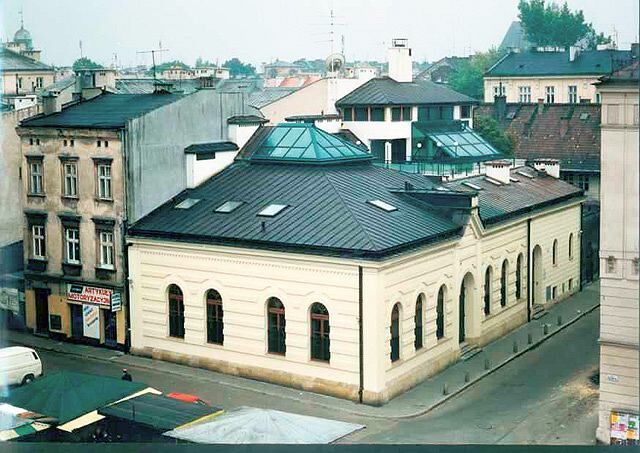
[{"xmin": 325, "ymin": 53, "xmax": 345, "ymax": 72}]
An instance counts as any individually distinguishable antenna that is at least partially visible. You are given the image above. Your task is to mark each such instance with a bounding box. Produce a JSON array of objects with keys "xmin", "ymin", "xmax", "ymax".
[
  {"xmin": 137, "ymin": 48, "xmax": 169, "ymax": 83},
  {"xmin": 79, "ymin": 40, "xmax": 83, "ymax": 59},
  {"xmin": 19, "ymin": 7, "xmax": 24, "ymax": 29}
]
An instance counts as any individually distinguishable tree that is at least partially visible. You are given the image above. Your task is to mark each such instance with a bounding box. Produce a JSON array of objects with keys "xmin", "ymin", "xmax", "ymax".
[
  {"xmin": 518, "ymin": 0, "xmax": 611, "ymax": 50},
  {"xmin": 146, "ymin": 60, "xmax": 189, "ymax": 76},
  {"xmin": 448, "ymin": 48, "xmax": 504, "ymax": 100},
  {"xmin": 195, "ymin": 57, "xmax": 216, "ymax": 68},
  {"xmin": 473, "ymin": 115, "xmax": 516, "ymax": 156},
  {"xmin": 222, "ymin": 58, "xmax": 256, "ymax": 78},
  {"xmin": 72, "ymin": 57, "xmax": 103, "ymax": 71}
]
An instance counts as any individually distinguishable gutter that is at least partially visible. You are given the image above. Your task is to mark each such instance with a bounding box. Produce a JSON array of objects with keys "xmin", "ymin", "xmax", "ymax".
[{"xmin": 358, "ymin": 266, "xmax": 364, "ymax": 404}]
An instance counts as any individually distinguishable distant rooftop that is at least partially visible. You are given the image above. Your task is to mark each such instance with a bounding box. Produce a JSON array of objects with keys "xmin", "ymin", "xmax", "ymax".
[{"xmin": 0, "ymin": 47, "xmax": 52, "ymax": 72}]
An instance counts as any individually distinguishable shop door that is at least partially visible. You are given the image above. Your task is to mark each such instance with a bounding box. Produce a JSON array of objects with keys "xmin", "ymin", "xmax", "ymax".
[
  {"xmin": 35, "ymin": 289, "xmax": 49, "ymax": 334},
  {"xmin": 104, "ymin": 309, "xmax": 117, "ymax": 347},
  {"xmin": 70, "ymin": 304, "xmax": 83, "ymax": 339}
]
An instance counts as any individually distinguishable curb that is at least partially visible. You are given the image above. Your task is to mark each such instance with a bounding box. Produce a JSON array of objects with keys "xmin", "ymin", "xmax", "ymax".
[{"xmin": 6, "ymin": 303, "xmax": 600, "ymax": 421}]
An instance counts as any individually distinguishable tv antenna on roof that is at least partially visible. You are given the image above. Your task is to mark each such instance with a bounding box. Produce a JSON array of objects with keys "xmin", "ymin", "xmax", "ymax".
[{"xmin": 137, "ymin": 48, "xmax": 169, "ymax": 83}]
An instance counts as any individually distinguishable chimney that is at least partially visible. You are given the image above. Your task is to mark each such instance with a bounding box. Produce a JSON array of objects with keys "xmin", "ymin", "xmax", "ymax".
[
  {"xmin": 537, "ymin": 98, "xmax": 544, "ymax": 109},
  {"xmin": 227, "ymin": 115, "xmax": 268, "ymax": 149},
  {"xmin": 533, "ymin": 158, "xmax": 560, "ymax": 178},
  {"xmin": 42, "ymin": 93, "xmax": 61, "ymax": 115},
  {"xmin": 494, "ymin": 94, "xmax": 507, "ymax": 120},
  {"xmin": 484, "ymin": 160, "xmax": 512, "ymax": 184},
  {"xmin": 569, "ymin": 46, "xmax": 580, "ymax": 62},
  {"xmin": 388, "ymin": 38, "xmax": 413, "ymax": 82},
  {"xmin": 631, "ymin": 43, "xmax": 639, "ymax": 59}
]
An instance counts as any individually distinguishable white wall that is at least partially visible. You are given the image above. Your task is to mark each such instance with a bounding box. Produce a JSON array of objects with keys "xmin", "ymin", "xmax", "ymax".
[{"xmin": 484, "ymin": 76, "xmax": 601, "ymax": 104}]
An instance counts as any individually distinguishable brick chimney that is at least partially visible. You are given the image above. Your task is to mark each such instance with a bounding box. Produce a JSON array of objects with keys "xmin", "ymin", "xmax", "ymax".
[
  {"xmin": 485, "ymin": 160, "xmax": 512, "ymax": 184},
  {"xmin": 42, "ymin": 92, "xmax": 61, "ymax": 115},
  {"xmin": 533, "ymin": 158, "xmax": 560, "ymax": 178}
]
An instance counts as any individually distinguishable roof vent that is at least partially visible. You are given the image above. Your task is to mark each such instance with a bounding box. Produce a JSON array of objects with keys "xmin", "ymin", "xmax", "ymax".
[
  {"xmin": 175, "ymin": 198, "xmax": 201, "ymax": 209},
  {"xmin": 509, "ymin": 177, "xmax": 520, "ymax": 183}
]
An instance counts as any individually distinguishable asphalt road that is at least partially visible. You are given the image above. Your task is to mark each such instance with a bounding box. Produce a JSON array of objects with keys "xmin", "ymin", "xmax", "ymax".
[{"xmin": 34, "ymin": 309, "xmax": 600, "ymax": 444}]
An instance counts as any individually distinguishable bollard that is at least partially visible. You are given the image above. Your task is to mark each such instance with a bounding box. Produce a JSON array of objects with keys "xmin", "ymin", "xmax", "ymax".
[
  {"xmin": 513, "ymin": 340, "xmax": 518, "ymax": 353},
  {"xmin": 528, "ymin": 333, "xmax": 533, "ymax": 344},
  {"xmin": 543, "ymin": 324, "xmax": 549, "ymax": 335},
  {"xmin": 557, "ymin": 315, "xmax": 563, "ymax": 326},
  {"xmin": 464, "ymin": 372, "xmax": 470, "ymax": 383},
  {"xmin": 443, "ymin": 383, "xmax": 449, "ymax": 395},
  {"xmin": 484, "ymin": 358, "xmax": 491, "ymax": 370}
]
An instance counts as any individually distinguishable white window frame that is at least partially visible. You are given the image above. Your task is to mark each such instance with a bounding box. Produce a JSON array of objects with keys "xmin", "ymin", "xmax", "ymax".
[
  {"xmin": 63, "ymin": 161, "xmax": 78, "ymax": 197},
  {"xmin": 97, "ymin": 163, "xmax": 112, "ymax": 200},
  {"xmin": 32, "ymin": 224, "xmax": 46, "ymax": 259},
  {"xmin": 545, "ymin": 86, "xmax": 555, "ymax": 104},
  {"xmin": 568, "ymin": 85, "xmax": 577, "ymax": 104},
  {"xmin": 518, "ymin": 86, "xmax": 531, "ymax": 103},
  {"xmin": 36, "ymin": 77, "xmax": 43, "ymax": 88},
  {"xmin": 493, "ymin": 84, "xmax": 506, "ymax": 98},
  {"xmin": 65, "ymin": 227, "xmax": 80, "ymax": 264},
  {"xmin": 29, "ymin": 160, "xmax": 43, "ymax": 194},
  {"xmin": 99, "ymin": 230, "xmax": 114, "ymax": 269}
]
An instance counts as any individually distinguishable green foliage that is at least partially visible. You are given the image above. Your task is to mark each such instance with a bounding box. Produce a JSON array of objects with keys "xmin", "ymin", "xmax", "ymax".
[
  {"xmin": 448, "ymin": 49, "xmax": 504, "ymax": 100},
  {"xmin": 195, "ymin": 57, "xmax": 216, "ymax": 68},
  {"xmin": 222, "ymin": 58, "xmax": 256, "ymax": 77},
  {"xmin": 72, "ymin": 57, "xmax": 103, "ymax": 71},
  {"xmin": 518, "ymin": 0, "xmax": 611, "ymax": 50},
  {"xmin": 473, "ymin": 116, "xmax": 516, "ymax": 156},
  {"xmin": 146, "ymin": 60, "xmax": 189, "ymax": 76}
]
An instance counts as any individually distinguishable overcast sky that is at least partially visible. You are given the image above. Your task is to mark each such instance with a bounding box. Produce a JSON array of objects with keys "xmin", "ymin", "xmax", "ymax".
[{"xmin": 1, "ymin": 0, "xmax": 638, "ymax": 69}]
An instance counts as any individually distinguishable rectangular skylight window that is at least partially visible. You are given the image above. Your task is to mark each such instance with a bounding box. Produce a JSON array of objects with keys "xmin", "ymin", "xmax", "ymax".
[
  {"xmin": 368, "ymin": 199, "xmax": 397, "ymax": 212},
  {"xmin": 215, "ymin": 201, "xmax": 243, "ymax": 213},
  {"xmin": 175, "ymin": 198, "xmax": 201, "ymax": 209},
  {"xmin": 258, "ymin": 204, "xmax": 288, "ymax": 217},
  {"xmin": 579, "ymin": 113, "xmax": 590, "ymax": 120},
  {"xmin": 462, "ymin": 181, "xmax": 482, "ymax": 190},
  {"xmin": 516, "ymin": 170, "xmax": 534, "ymax": 179},
  {"xmin": 509, "ymin": 177, "xmax": 520, "ymax": 183}
]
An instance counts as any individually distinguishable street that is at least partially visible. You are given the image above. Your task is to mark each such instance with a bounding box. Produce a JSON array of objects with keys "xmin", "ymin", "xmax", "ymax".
[{"xmin": 30, "ymin": 308, "xmax": 600, "ymax": 444}]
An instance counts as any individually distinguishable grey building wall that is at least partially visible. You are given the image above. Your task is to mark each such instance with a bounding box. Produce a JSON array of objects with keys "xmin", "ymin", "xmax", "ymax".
[{"xmin": 125, "ymin": 90, "xmax": 250, "ymax": 223}]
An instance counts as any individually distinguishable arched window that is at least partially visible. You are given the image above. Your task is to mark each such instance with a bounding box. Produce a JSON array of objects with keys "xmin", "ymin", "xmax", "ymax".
[
  {"xmin": 501, "ymin": 260, "xmax": 508, "ymax": 307},
  {"xmin": 516, "ymin": 254, "xmax": 523, "ymax": 300},
  {"xmin": 552, "ymin": 239, "xmax": 558, "ymax": 265},
  {"xmin": 484, "ymin": 267, "xmax": 492, "ymax": 315},
  {"xmin": 168, "ymin": 284, "xmax": 185, "ymax": 338},
  {"xmin": 436, "ymin": 285, "xmax": 446, "ymax": 339},
  {"xmin": 310, "ymin": 303, "xmax": 330, "ymax": 362},
  {"xmin": 206, "ymin": 289, "xmax": 223, "ymax": 345},
  {"xmin": 414, "ymin": 295, "xmax": 424, "ymax": 350},
  {"xmin": 267, "ymin": 297, "xmax": 286, "ymax": 355},
  {"xmin": 569, "ymin": 233, "xmax": 574, "ymax": 260},
  {"xmin": 390, "ymin": 303, "xmax": 400, "ymax": 362}
]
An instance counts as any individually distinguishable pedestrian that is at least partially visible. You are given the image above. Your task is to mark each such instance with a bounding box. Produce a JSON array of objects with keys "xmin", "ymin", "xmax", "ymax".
[{"xmin": 121, "ymin": 368, "xmax": 132, "ymax": 382}]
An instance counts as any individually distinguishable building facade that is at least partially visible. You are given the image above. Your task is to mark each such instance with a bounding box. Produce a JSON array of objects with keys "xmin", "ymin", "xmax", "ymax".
[
  {"xmin": 127, "ymin": 123, "xmax": 583, "ymax": 404},
  {"xmin": 595, "ymin": 61, "xmax": 639, "ymax": 445}
]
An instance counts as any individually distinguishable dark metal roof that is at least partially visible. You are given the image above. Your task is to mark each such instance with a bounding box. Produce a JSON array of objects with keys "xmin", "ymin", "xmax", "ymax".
[
  {"xmin": 247, "ymin": 87, "xmax": 299, "ymax": 108},
  {"xmin": 0, "ymin": 47, "xmax": 52, "ymax": 72},
  {"xmin": 98, "ymin": 393, "xmax": 221, "ymax": 431},
  {"xmin": 598, "ymin": 59, "xmax": 640, "ymax": 84},
  {"xmin": 20, "ymin": 92, "xmax": 184, "ymax": 129},
  {"xmin": 285, "ymin": 113, "xmax": 341, "ymax": 122},
  {"xmin": 445, "ymin": 166, "xmax": 584, "ymax": 225},
  {"xmin": 486, "ymin": 49, "xmax": 632, "ymax": 77},
  {"xmin": 335, "ymin": 77, "xmax": 477, "ymax": 107},
  {"xmin": 499, "ymin": 21, "xmax": 534, "ymax": 52},
  {"xmin": 227, "ymin": 114, "xmax": 268, "ymax": 125},
  {"xmin": 115, "ymin": 78, "xmax": 200, "ymax": 95},
  {"xmin": 185, "ymin": 141, "xmax": 239, "ymax": 154}
]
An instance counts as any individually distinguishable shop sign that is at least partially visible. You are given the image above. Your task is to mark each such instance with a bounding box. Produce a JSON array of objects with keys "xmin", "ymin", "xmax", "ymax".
[
  {"xmin": 67, "ymin": 284, "xmax": 112, "ymax": 308},
  {"xmin": 0, "ymin": 288, "xmax": 20, "ymax": 314},
  {"xmin": 111, "ymin": 292, "xmax": 122, "ymax": 312},
  {"xmin": 82, "ymin": 304, "xmax": 100, "ymax": 339},
  {"xmin": 610, "ymin": 410, "xmax": 639, "ymax": 445}
]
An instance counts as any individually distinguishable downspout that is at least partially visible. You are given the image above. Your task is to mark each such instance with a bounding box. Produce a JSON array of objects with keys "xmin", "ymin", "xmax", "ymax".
[
  {"xmin": 527, "ymin": 218, "xmax": 532, "ymax": 322},
  {"xmin": 358, "ymin": 265, "xmax": 364, "ymax": 404},
  {"xmin": 121, "ymin": 127, "xmax": 132, "ymax": 353},
  {"xmin": 579, "ymin": 202, "xmax": 584, "ymax": 291}
]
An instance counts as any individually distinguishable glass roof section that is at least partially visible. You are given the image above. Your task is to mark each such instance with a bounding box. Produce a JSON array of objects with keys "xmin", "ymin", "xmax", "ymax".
[
  {"xmin": 245, "ymin": 123, "xmax": 372, "ymax": 164},
  {"xmin": 175, "ymin": 198, "xmax": 201, "ymax": 209},
  {"xmin": 368, "ymin": 199, "xmax": 398, "ymax": 212},
  {"xmin": 414, "ymin": 123, "xmax": 501, "ymax": 161},
  {"xmin": 258, "ymin": 204, "xmax": 288, "ymax": 217},
  {"xmin": 215, "ymin": 201, "xmax": 244, "ymax": 213}
]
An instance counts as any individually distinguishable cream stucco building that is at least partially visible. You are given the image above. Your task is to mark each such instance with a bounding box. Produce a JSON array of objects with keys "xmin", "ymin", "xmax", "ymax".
[
  {"xmin": 595, "ymin": 60, "xmax": 639, "ymax": 445},
  {"xmin": 127, "ymin": 123, "xmax": 584, "ymax": 404}
]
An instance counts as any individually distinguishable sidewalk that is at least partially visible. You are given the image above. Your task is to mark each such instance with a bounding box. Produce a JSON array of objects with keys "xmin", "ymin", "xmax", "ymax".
[{"xmin": 0, "ymin": 282, "xmax": 600, "ymax": 420}]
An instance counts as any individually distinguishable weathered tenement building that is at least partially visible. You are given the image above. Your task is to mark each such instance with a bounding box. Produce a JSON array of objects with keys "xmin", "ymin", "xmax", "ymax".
[
  {"xmin": 595, "ymin": 60, "xmax": 639, "ymax": 444},
  {"xmin": 127, "ymin": 123, "xmax": 583, "ymax": 403},
  {"xmin": 17, "ymin": 89, "xmax": 251, "ymax": 350}
]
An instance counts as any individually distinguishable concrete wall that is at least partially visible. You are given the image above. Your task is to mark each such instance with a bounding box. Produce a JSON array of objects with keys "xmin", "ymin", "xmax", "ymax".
[
  {"xmin": 126, "ymin": 90, "xmax": 249, "ymax": 222},
  {"xmin": 2, "ymin": 71, "xmax": 55, "ymax": 96},
  {"xmin": 596, "ymin": 83, "xmax": 639, "ymax": 444},
  {"xmin": 484, "ymin": 76, "xmax": 601, "ymax": 104}
]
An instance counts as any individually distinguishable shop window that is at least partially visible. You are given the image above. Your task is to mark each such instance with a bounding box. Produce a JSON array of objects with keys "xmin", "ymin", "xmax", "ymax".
[
  {"xmin": 436, "ymin": 285, "xmax": 446, "ymax": 339},
  {"xmin": 206, "ymin": 289, "xmax": 224, "ymax": 345},
  {"xmin": 267, "ymin": 297, "xmax": 286, "ymax": 354},
  {"xmin": 168, "ymin": 284, "xmax": 185, "ymax": 338},
  {"xmin": 390, "ymin": 303, "xmax": 400, "ymax": 362},
  {"xmin": 414, "ymin": 295, "xmax": 424, "ymax": 350},
  {"xmin": 310, "ymin": 303, "xmax": 330, "ymax": 361}
]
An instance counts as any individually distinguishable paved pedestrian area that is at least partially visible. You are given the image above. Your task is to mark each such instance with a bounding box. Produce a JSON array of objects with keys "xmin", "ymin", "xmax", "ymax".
[{"xmin": 0, "ymin": 282, "xmax": 599, "ymax": 419}]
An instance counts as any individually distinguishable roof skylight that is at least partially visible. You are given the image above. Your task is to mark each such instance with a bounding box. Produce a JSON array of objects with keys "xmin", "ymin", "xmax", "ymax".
[
  {"xmin": 516, "ymin": 170, "xmax": 534, "ymax": 179},
  {"xmin": 579, "ymin": 113, "xmax": 590, "ymax": 120},
  {"xmin": 368, "ymin": 199, "xmax": 398, "ymax": 212},
  {"xmin": 175, "ymin": 198, "xmax": 201, "ymax": 209},
  {"xmin": 509, "ymin": 177, "xmax": 520, "ymax": 183},
  {"xmin": 215, "ymin": 201, "xmax": 243, "ymax": 213},
  {"xmin": 258, "ymin": 204, "xmax": 288, "ymax": 217},
  {"xmin": 462, "ymin": 181, "xmax": 482, "ymax": 190},
  {"xmin": 485, "ymin": 177, "xmax": 502, "ymax": 186}
]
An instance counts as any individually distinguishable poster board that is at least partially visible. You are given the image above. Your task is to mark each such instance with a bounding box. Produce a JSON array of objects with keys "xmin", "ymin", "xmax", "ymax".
[
  {"xmin": 610, "ymin": 410, "xmax": 639, "ymax": 445},
  {"xmin": 82, "ymin": 304, "xmax": 100, "ymax": 339}
]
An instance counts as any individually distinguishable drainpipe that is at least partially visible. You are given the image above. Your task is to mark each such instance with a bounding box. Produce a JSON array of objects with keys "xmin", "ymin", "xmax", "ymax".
[
  {"xmin": 527, "ymin": 218, "xmax": 532, "ymax": 322},
  {"xmin": 121, "ymin": 128, "xmax": 132, "ymax": 353},
  {"xmin": 358, "ymin": 265, "xmax": 364, "ymax": 404},
  {"xmin": 579, "ymin": 203, "xmax": 584, "ymax": 291}
]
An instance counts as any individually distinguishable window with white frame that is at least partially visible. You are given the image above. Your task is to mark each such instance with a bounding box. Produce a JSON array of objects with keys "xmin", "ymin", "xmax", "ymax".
[
  {"xmin": 63, "ymin": 161, "xmax": 78, "ymax": 197},
  {"xmin": 29, "ymin": 160, "xmax": 43, "ymax": 194},
  {"xmin": 31, "ymin": 224, "xmax": 46, "ymax": 259},
  {"xmin": 568, "ymin": 85, "xmax": 577, "ymax": 104},
  {"xmin": 98, "ymin": 230, "xmax": 114, "ymax": 268},
  {"xmin": 545, "ymin": 86, "xmax": 555, "ymax": 104},
  {"xmin": 493, "ymin": 84, "xmax": 506, "ymax": 98},
  {"xmin": 97, "ymin": 163, "xmax": 112, "ymax": 199},
  {"xmin": 518, "ymin": 86, "xmax": 531, "ymax": 103},
  {"xmin": 65, "ymin": 227, "xmax": 80, "ymax": 264},
  {"xmin": 36, "ymin": 77, "xmax": 43, "ymax": 88}
]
